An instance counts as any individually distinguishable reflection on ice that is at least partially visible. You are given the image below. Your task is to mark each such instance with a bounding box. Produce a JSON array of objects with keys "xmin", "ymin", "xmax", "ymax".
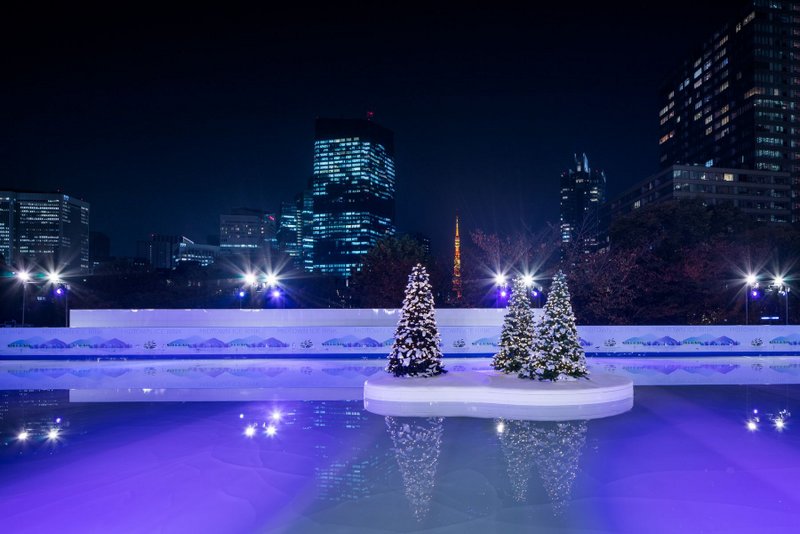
[
  {"xmin": 496, "ymin": 419, "xmax": 588, "ymax": 513},
  {"xmin": 385, "ymin": 416, "xmax": 444, "ymax": 521}
]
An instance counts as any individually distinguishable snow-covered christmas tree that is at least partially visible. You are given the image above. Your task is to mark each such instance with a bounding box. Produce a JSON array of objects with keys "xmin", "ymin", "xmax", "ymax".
[
  {"xmin": 386, "ymin": 263, "xmax": 446, "ymax": 377},
  {"xmin": 492, "ymin": 276, "xmax": 536, "ymax": 374},
  {"xmin": 519, "ymin": 270, "xmax": 588, "ymax": 381}
]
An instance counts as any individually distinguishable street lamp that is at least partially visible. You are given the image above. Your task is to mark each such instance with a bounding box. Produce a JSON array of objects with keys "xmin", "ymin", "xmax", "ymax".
[
  {"xmin": 47, "ymin": 272, "xmax": 69, "ymax": 327},
  {"xmin": 15, "ymin": 271, "xmax": 31, "ymax": 326},
  {"xmin": 54, "ymin": 284, "xmax": 69, "ymax": 327},
  {"xmin": 744, "ymin": 273, "xmax": 758, "ymax": 325},
  {"xmin": 494, "ymin": 273, "xmax": 509, "ymax": 307},
  {"xmin": 773, "ymin": 276, "xmax": 790, "ymax": 326}
]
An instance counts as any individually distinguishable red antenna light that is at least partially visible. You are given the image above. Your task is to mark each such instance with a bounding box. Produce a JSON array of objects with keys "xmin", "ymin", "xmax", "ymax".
[{"xmin": 366, "ymin": 111, "xmax": 375, "ymax": 120}]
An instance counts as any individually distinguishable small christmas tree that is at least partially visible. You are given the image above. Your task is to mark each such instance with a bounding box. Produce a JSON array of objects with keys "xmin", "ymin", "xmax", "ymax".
[
  {"xmin": 519, "ymin": 270, "xmax": 588, "ymax": 381},
  {"xmin": 492, "ymin": 276, "xmax": 536, "ymax": 374},
  {"xmin": 386, "ymin": 264, "xmax": 446, "ymax": 377}
]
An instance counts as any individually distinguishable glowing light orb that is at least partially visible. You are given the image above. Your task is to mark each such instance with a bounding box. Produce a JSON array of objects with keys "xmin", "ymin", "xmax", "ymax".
[
  {"xmin": 500, "ymin": 290, "xmax": 507, "ymax": 298},
  {"xmin": 239, "ymin": 413, "xmax": 244, "ymax": 419},
  {"xmin": 775, "ymin": 418, "xmax": 786, "ymax": 431},
  {"xmin": 265, "ymin": 425, "xmax": 277, "ymax": 437},
  {"xmin": 522, "ymin": 274, "xmax": 534, "ymax": 287},
  {"xmin": 745, "ymin": 274, "xmax": 757, "ymax": 286},
  {"xmin": 17, "ymin": 271, "xmax": 31, "ymax": 282},
  {"xmin": 270, "ymin": 411, "xmax": 282, "ymax": 422},
  {"xmin": 496, "ymin": 422, "xmax": 505, "ymax": 434},
  {"xmin": 271, "ymin": 290, "xmax": 281, "ymax": 298},
  {"xmin": 17, "ymin": 430, "xmax": 29, "ymax": 441},
  {"xmin": 494, "ymin": 274, "xmax": 507, "ymax": 286},
  {"xmin": 244, "ymin": 425, "xmax": 257, "ymax": 438},
  {"xmin": 746, "ymin": 420, "xmax": 758, "ymax": 431},
  {"xmin": 55, "ymin": 418, "xmax": 62, "ymax": 424},
  {"xmin": 244, "ymin": 273, "xmax": 257, "ymax": 286},
  {"xmin": 47, "ymin": 428, "xmax": 60, "ymax": 440},
  {"xmin": 47, "ymin": 272, "xmax": 61, "ymax": 283},
  {"xmin": 265, "ymin": 274, "xmax": 278, "ymax": 287}
]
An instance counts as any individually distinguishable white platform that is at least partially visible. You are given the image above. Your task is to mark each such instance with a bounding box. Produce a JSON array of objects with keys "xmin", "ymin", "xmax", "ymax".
[{"xmin": 363, "ymin": 371, "xmax": 634, "ymax": 421}]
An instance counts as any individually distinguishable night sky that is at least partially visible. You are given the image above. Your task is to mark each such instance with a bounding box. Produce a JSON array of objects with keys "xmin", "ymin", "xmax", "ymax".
[{"xmin": 2, "ymin": 2, "xmax": 739, "ymax": 260}]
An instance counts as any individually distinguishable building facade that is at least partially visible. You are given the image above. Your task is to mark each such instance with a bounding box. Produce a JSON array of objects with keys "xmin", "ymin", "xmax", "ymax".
[
  {"xmin": 0, "ymin": 191, "xmax": 90, "ymax": 273},
  {"xmin": 657, "ymin": 0, "xmax": 800, "ymax": 221},
  {"xmin": 609, "ymin": 164, "xmax": 792, "ymax": 223},
  {"xmin": 312, "ymin": 118, "xmax": 396, "ymax": 277},
  {"xmin": 219, "ymin": 208, "xmax": 276, "ymax": 254},
  {"xmin": 277, "ymin": 190, "xmax": 314, "ymax": 271},
  {"xmin": 559, "ymin": 153, "xmax": 607, "ymax": 252}
]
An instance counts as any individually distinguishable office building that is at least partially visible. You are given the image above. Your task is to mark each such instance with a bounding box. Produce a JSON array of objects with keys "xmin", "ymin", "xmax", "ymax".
[
  {"xmin": 136, "ymin": 234, "xmax": 181, "ymax": 270},
  {"xmin": 312, "ymin": 118, "xmax": 396, "ymax": 277},
  {"xmin": 219, "ymin": 208, "xmax": 276, "ymax": 253},
  {"xmin": 277, "ymin": 189, "xmax": 314, "ymax": 271},
  {"xmin": 559, "ymin": 153, "xmax": 607, "ymax": 252},
  {"xmin": 0, "ymin": 191, "xmax": 90, "ymax": 273},
  {"xmin": 609, "ymin": 164, "xmax": 791, "ymax": 223},
  {"xmin": 175, "ymin": 238, "xmax": 219, "ymax": 267},
  {"xmin": 657, "ymin": 0, "xmax": 800, "ymax": 221}
]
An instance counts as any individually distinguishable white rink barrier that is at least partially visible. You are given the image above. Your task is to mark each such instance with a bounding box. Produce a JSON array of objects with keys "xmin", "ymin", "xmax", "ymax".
[{"xmin": 1, "ymin": 312, "xmax": 799, "ymax": 358}]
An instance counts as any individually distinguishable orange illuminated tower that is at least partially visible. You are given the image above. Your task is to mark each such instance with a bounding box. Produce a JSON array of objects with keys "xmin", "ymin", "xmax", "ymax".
[{"xmin": 452, "ymin": 215, "xmax": 462, "ymax": 301}]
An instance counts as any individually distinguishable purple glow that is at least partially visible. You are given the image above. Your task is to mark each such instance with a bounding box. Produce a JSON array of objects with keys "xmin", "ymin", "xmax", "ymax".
[
  {"xmin": 500, "ymin": 290, "xmax": 507, "ymax": 298},
  {"xmin": 2, "ymin": 389, "xmax": 799, "ymax": 532},
  {"xmin": 55, "ymin": 287, "xmax": 65, "ymax": 296},
  {"xmin": 750, "ymin": 289, "xmax": 759, "ymax": 298},
  {"xmin": 238, "ymin": 290, "xmax": 246, "ymax": 298},
  {"xmin": 271, "ymin": 290, "xmax": 281, "ymax": 298},
  {"xmin": 532, "ymin": 290, "xmax": 539, "ymax": 297}
]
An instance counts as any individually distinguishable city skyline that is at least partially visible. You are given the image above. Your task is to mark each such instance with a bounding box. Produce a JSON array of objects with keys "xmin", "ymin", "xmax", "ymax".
[{"xmin": 2, "ymin": 2, "xmax": 757, "ymax": 259}]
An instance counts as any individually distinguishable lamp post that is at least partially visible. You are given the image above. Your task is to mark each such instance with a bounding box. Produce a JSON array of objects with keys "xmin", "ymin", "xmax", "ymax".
[
  {"xmin": 773, "ymin": 276, "xmax": 790, "ymax": 326},
  {"xmin": 47, "ymin": 272, "xmax": 69, "ymax": 327},
  {"xmin": 494, "ymin": 273, "xmax": 508, "ymax": 308},
  {"xmin": 54, "ymin": 284, "xmax": 69, "ymax": 327},
  {"xmin": 16, "ymin": 271, "xmax": 31, "ymax": 326},
  {"xmin": 745, "ymin": 274, "xmax": 757, "ymax": 325}
]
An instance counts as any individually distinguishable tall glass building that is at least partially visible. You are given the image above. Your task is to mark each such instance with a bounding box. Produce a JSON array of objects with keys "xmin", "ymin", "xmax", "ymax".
[
  {"xmin": 657, "ymin": 0, "xmax": 800, "ymax": 221},
  {"xmin": 0, "ymin": 191, "xmax": 90, "ymax": 273},
  {"xmin": 312, "ymin": 118, "xmax": 396, "ymax": 277},
  {"xmin": 559, "ymin": 153, "xmax": 607, "ymax": 252},
  {"xmin": 277, "ymin": 189, "xmax": 314, "ymax": 271}
]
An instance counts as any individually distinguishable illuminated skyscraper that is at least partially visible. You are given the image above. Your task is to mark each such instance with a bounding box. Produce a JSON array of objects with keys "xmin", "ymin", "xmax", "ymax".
[
  {"xmin": 277, "ymin": 189, "xmax": 314, "ymax": 271},
  {"xmin": 657, "ymin": 0, "xmax": 800, "ymax": 222},
  {"xmin": 312, "ymin": 118, "xmax": 396, "ymax": 277},
  {"xmin": 559, "ymin": 154, "xmax": 606, "ymax": 252},
  {"xmin": 0, "ymin": 191, "xmax": 90, "ymax": 273}
]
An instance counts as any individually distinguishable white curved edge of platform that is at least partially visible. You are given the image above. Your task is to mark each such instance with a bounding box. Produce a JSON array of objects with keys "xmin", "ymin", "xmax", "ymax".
[{"xmin": 363, "ymin": 370, "xmax": 634, "ymax": 421}]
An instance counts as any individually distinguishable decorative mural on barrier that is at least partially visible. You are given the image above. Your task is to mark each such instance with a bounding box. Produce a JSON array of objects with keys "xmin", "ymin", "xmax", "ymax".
[{"xmin": 2, "ymin": 324, "xmax": 800, "ymax": 357}]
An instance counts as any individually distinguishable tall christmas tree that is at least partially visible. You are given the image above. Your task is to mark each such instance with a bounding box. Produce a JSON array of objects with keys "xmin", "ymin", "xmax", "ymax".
[
  {"xmin": 492, "ymin": 276, "xmax": 536, "ymax": 373},
  {"xmin": 386, "ymin": 263, "xmax": 446, "ymax": 377},
  {"xmin": 519, "ymin": 270, "xmax": 588, "ymax": 381}
]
